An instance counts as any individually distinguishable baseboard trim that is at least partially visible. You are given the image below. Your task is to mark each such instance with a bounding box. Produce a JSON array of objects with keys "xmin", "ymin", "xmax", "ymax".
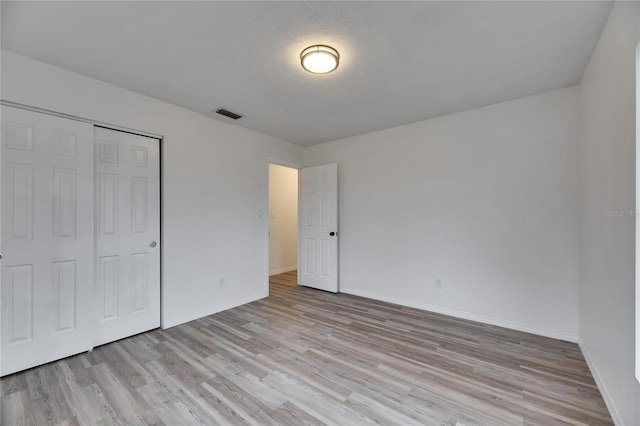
[
  {"xmin": 578, "ymin": 339, "xmax": 622, "ymax": 425},
  {"xmin": 340, "ymin": 287, "xmax": 579, "ymax": 343},
  {"xmin": 162, "ymin": 291, "xmax": 267, "ymax": 329},
  {"xmin": 269, "ymin": 266, "xmax": 297, "ymax": 276}
]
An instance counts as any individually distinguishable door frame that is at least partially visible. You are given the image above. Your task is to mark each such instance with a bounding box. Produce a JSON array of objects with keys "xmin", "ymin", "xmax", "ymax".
[
  {"xmin": 635, "ymin": 42, "xmax": 640, "ymax": 383},
  {"xmin": 265, "ymin": 158, "xmax": 301, "ymax": 296}
]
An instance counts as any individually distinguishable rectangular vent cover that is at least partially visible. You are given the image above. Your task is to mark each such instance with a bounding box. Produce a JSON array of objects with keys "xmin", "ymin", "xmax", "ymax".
[{"xmin": 215, "ymin": 108, "xmax": 243, "ymax": 120}]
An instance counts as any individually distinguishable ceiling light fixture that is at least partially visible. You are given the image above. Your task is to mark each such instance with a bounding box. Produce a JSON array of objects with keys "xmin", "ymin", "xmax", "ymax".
[{"xmin": 300, "ymin": 45, "xmax": 339, "ymax": 74}]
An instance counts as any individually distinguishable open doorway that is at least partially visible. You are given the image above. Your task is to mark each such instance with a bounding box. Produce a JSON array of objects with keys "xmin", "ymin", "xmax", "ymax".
[{"xmin": 268, "ymin": 163, "xmax": 299, "ymax": 292}]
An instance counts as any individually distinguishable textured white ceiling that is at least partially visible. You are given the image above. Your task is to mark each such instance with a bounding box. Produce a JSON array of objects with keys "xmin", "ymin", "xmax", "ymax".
[{"xmin": 1, "ymin": 1, "xmax": 612, "ymax": 146}]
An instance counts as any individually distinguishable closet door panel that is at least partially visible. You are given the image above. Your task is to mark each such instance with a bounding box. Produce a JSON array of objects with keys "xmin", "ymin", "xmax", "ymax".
[
  {"xmin": 95, "ymin": 127, "xmax": 160, "ymax": 346},
  {"xmin": 1, "ymin": 106, "xmax": 94, "ymax": 376}
]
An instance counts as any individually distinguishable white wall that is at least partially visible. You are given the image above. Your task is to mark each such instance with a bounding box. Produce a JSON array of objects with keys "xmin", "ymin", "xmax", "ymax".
[
  {"xmin": 578, "ymin": 2, "xmax": 640, "ymax": 424},
  {"xmin": 305, "ymin": 87, "xmax": 581, "ymax": 341},
  {"xmin": 0, "ymin": 50, "xmax": 304, "ymax": 328},
  {"xmin": 269, "ymin": 164, "xmax": 298, "ymax": 275}
]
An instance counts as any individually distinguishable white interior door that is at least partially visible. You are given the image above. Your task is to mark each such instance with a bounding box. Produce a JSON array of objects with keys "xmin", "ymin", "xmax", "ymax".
[
  {"xmin": 299, "ymin": 163, "xmax": 338, "ymax": 292},
  {"xmin": 95, "ymin": 127, "xmax": 160, "ymax": 346},
  {"xmin": 1, "ymin": 106, "xmax": 95, "ymax": 376}
]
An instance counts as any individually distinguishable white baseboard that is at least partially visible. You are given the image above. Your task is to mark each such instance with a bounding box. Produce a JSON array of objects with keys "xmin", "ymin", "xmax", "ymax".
[
  {"xmin": 269, "ymin": 266, "xmax": 297, "ymax": 276},
  {"xmin": 578, "ymin": 339, "xmax": 623, "ymax": 425},
  {"xmin": 340, "ymin": 287, "xmax": 579, "ymax": 343},
  {"xmin": 161, "ymin": 291, "xmax": 268, "ymax": 329}
]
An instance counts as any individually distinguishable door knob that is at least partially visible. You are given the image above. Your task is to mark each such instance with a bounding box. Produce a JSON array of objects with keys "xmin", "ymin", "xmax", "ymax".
[
  {"xmin": 329, "ymin": 232, "xmax": 336, "ymax": 236},
  {"xmin": 149, "ymin": 241, "xmax": 157, "ymax": 248}
]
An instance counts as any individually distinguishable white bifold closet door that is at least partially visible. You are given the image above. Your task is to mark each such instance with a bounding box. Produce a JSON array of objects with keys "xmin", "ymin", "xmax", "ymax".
[
  {"xmin": 0, "ymin": 108, "xmax": 161, "ymax": 376},
  {"xmin": 95, "ymin": 127, "xmax": 160, "ymax": 347},
  {"xmin": 1, "ymin": 106, "xmax": 95, "ymax": 376}
]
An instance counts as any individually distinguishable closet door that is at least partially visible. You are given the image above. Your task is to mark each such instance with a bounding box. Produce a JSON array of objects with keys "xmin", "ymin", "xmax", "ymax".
[
  {"xmin": 95, "ymin": 127, "xmax": 160, "ymax": 346},
  {"xmin": 1, "ymin": 106, "xmax": 94, "ymax": 376}
]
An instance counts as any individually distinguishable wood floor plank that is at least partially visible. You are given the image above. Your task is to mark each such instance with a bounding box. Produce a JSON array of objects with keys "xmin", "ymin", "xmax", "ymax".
[
  {"xmin": 0, "ymin": 271, "xmax": 612, "ymax": 425},
  {"xmin": 201, "ymin": 375, "xmax": 279, "ymax": 426},
  {"xmin": 70, "ymin": 383, "xmax": 120, "ymax": 425},
  {"xmin": 270, "ymin": 401, "xmax": 327, "ymax": 426},
  {"xmin": 89, "ymin": 362, "xmax": 151, "ymax": 424},
  {"xmin": 1, "ymin": 390, "xmax": 27, "ymax": 425}
]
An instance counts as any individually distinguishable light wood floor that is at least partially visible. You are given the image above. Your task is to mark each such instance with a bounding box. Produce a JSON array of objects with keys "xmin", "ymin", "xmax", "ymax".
[{"xmin": 1, "ymin": 271, "xmax": 612, "ymax": 425}]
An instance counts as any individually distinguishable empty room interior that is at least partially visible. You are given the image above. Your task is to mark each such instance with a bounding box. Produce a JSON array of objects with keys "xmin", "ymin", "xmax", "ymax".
[{"xmin": 1, "ymin": 1, "xmax": 639, "ymax": 425}]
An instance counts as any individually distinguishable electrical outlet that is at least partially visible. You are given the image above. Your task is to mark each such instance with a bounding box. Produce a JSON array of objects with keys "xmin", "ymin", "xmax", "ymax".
[
  {"xmin": 434, "ymin": 278, "xmax": 443, "ymax": 289},
  {"xmin": 219, "ymin": 277, "xmax": 226, "ymax": 288}
]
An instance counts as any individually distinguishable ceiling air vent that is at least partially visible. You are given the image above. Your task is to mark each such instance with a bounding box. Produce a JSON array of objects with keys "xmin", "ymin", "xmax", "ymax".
[{"xmin": 215, "ymin": 108, "xmax": 243, "ymax": 120}]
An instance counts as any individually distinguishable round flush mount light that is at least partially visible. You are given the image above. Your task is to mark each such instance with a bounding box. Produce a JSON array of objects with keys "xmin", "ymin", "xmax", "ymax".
[{"xmin": 300, "ymin": 45, "xmax": 339, "ymax": 74}]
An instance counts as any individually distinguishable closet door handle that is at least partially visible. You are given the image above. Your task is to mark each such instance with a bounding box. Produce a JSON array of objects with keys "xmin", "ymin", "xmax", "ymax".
[{"xmin": 149, "ymin": 241, "xmax": 157, "ymax": 248}]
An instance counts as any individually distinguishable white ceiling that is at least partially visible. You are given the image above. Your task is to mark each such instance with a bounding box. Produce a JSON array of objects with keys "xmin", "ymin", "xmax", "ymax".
[{"xmin": 1, "ymin": 1, "xmax": 612, "ymax": 147}]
